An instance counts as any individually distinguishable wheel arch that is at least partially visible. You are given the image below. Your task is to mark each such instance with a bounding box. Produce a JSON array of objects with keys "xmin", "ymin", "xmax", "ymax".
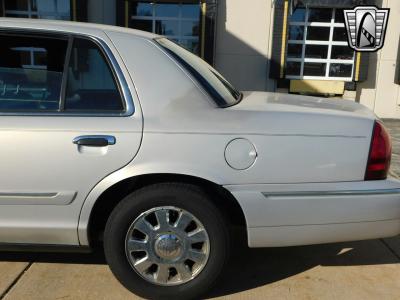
[{"xmin": 79, "ymin": 173, "xmax": 248, "ymax": 247}]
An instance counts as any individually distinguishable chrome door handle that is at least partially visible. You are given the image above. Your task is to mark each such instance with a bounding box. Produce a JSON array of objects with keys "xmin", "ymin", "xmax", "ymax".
[{"xmin": 73, "ymin": 135, "xmax": 116, "ymax": 147}]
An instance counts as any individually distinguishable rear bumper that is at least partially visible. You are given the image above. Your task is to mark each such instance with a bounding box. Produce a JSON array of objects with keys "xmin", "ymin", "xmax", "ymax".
[
  {"xmin": 224, "ymin": 179, "xmax": 400, "ymax": 247},
  {"xmin": 247, "ymin": 219, "xmax": 400, "ymax": 247}
]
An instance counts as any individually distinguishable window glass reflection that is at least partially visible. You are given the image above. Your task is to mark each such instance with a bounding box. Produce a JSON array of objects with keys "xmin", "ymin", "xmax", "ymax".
[
  {"xmin": 4, "ymin": 0, "xmax": 29, "ymax": 11},
  {"xmin": 289, "ymin": 26, "xmax": 304, "ymax": 40},
  {"xmin": 4, "ymin": 0, "xmax": 70, "ymax": 20},
  {"xmin": 182, "ymin": 4, "xmax": 200, "ymax": 18},
  {"xmin": 290, "ymin": 8, "xmax": 306, "ymax": 22},
  {"xmin": 305, "ymin": 45, "xmax": 328, "ymax": 59},
  {"xmin": 155, "ymin": 4, "xmax": 179, "ymax": 17},
  {"xmin": 333, "ymin": 27, "xmax": 348, "ymax": 41},
  {"xmin": 329, "ymin": 63, "xmax": 352, "ymax": 77},
  {"xmin": 131, "ymin": 3, "xmax": 153, "ymax": 17},
  {"xmin": 131, "ymin": 19, "xmax": 152, "ymax": 32},
  {"xmin": 286, "ymin": 7, "xmax": 354, "ymax": 80},
  {"xmin": 155, "ymin": 20, "xmax": 179, "ymax": 36},
  {"xmin": 36, "ymin": 0, "xmax": 70, "ymax": 19},
  {"xmin": 65, "ymin": 38, "xmax": 124, "ymax": 111},
  {"xmin": 331, "ymin": 46, "xmax": 354, "ymax": 60},
  {"xmin": 182, "ymin": 21, "xmax": 199, "ymax": 36},
  {"xmin": 286, "ymin": 62, "xmax": 301, "ymax": 76},
  {"xmin": 307, "ymin": 27, "xmax": 330, "ymax": 40},
  {"xmin": 303, "ymin": 63, "xmax": 326, "ymax": 76},
  {"xmin": 287, "ymin": 44, "xmax": 302, "ymax": 58},
  {"xmin": 334, "ymin": 9, "xmax": 345, "ymax": 23},
  {"xmin": 0, "ymin": 34, "xmax": 67, "ymax": 111},
  {"xmin": 130, "ymin": 1, "xmax": 201, "ymax": 56},
  {"xmin": 308, "ymin": 8, "xmax": 332, "ymax": 22}
]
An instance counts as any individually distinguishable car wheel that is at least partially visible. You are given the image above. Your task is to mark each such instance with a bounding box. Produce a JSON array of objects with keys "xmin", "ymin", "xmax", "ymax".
[{"xmin": 104, "ymin": 183, "xmax": 230, "ymax": 300}]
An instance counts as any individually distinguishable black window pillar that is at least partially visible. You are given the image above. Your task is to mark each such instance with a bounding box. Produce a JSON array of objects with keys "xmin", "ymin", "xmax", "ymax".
[
  {"xmin": 201, "ymin": 0, "xmax": 217, "ymax": 65},
  {"xmin": 70, "ymin": 0, "xmax": 88, "ymax": 22},
  {"xmin": 0, "ymin": 1, "xmax": 4, "ymax": 17},
  {"xmin": 269, "ymin": 0, "xmax": 289, "ymax": 80}
]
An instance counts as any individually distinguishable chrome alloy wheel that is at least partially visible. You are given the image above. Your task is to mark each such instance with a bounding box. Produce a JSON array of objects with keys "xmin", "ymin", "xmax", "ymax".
[{"xmin": 125, "ymin": 206, "xmax": 210, "ymax": 286}]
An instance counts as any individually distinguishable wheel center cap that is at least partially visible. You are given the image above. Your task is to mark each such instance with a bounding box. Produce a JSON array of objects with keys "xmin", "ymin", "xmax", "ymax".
[{"xmin": 154, "ymin": 234, "xmax": 182, "ymax": 260}]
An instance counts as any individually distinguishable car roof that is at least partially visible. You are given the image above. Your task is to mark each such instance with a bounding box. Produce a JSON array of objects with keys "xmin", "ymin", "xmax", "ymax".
[{"xmin": 0, "ymin": 18, "xmax": 159, "ymax": 40}]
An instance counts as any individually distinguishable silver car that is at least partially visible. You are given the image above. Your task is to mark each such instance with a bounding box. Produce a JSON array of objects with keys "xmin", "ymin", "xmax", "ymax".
[{"xmin": 0, "ymin": 18, "xmax": 399, "ymax": 299}]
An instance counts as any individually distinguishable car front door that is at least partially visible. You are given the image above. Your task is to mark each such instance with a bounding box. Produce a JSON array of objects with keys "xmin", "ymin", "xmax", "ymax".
[{"xmin": 0, "ymin": 29, "xmax": 142, "ymax": 245}]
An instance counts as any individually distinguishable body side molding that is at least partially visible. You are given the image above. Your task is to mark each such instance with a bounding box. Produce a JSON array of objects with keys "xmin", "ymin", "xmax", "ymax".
[{"xmin": 0, "ymin": 191, "xmax": 77, "ymax": 205}]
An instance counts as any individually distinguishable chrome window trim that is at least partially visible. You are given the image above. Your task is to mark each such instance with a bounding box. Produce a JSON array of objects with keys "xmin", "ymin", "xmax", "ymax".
[
  {"xmin": 0, "ymin": 29, "xmax": 135, "ymax": 117},
  {"xmin": 262, "ymin": 189, "xmax": 400, "ymax": 198}
]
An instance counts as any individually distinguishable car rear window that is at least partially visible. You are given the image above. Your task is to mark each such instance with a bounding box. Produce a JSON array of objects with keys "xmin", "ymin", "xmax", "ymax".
[{"xmin": 156, "ymin": 38, "xmax": 242, "ymax": 107}]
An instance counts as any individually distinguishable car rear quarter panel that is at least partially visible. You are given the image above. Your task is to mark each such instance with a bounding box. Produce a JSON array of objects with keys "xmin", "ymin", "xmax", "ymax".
[
  {"xmin": 103, "ymin": 31, "xmax": 374, "ymax": 185},
  {"xmin": 78, "ymin": 30, "xmax": 380, "ymax": 246}
]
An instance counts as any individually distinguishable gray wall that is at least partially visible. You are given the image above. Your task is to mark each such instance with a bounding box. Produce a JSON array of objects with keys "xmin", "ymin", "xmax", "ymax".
[{"xmin": 214, "ymin": 0, "xmax": 275, "ymax": 92}]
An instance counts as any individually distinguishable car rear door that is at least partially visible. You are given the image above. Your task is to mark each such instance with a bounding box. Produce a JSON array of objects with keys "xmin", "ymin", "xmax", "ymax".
[{"xmin": 0, "ymin": 29, "xmax": 142, "ymax": 245}]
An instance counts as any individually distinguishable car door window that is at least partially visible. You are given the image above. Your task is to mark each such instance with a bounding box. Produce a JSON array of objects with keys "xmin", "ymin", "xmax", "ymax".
[
  {"xmin": 0, "ymin": 33, "xmax": 67, "ymax": 111},
  {"xmin": 64, "ymin": 38, "xmax": 124, "ymax": 112}
]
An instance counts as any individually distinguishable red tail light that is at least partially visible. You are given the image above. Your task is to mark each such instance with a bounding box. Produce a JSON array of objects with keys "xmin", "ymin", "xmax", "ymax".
[{"xmin": 365, "ymin": 121, "xmax": 392, "ymax": 180}]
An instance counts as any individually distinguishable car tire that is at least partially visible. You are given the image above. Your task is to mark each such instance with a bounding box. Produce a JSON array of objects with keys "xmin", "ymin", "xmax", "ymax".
[{"xmin": 104, "ymin": 183, "xmax": 230, "ymax": 300}]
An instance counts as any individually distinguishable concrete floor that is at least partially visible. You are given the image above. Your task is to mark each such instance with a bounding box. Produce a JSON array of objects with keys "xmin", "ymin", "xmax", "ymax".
[{"xmin": 1, "ymin": 121, "xmax": 400, "ymax": 300}]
